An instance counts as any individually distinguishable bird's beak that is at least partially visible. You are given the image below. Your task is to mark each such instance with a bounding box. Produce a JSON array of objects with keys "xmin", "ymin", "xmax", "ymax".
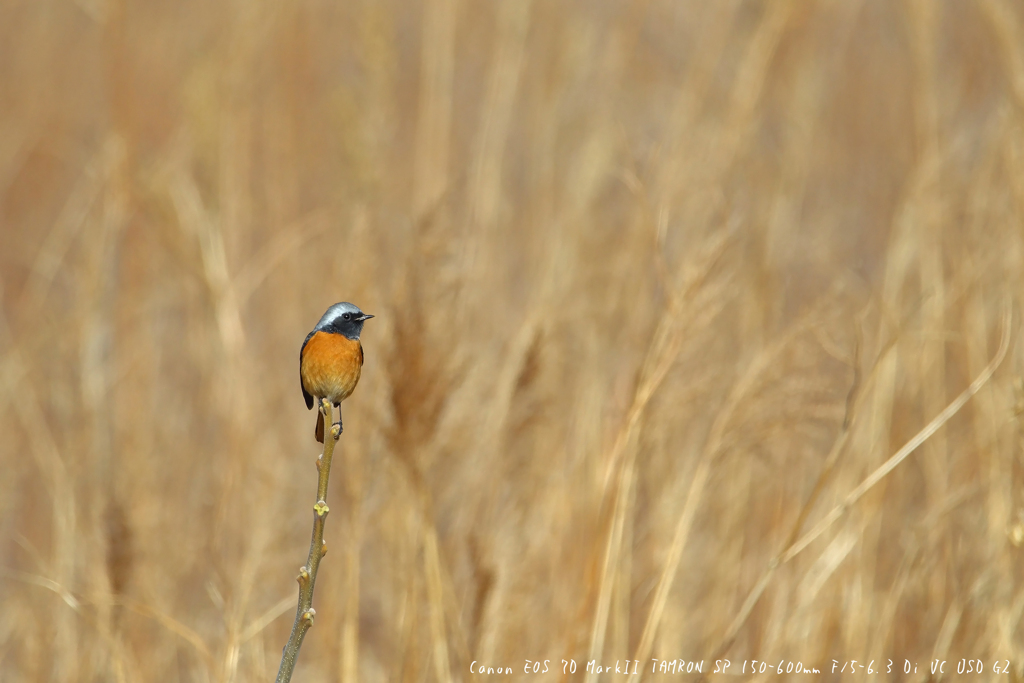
[{"xmin": 358, "ymin": 313, "xmax": 374, "ymax": 321}]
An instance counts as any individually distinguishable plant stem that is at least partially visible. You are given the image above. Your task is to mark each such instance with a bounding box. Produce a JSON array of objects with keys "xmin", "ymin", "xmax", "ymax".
[{"xmin": 276, "ymin": 399, "xmax": 339, "ymax": 683}]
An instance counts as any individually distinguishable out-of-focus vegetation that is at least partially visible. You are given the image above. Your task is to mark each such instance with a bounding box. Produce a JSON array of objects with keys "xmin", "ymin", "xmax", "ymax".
[{"xmin": 3, "ymin": 0, "xmax": 1024, "ymax": 680}]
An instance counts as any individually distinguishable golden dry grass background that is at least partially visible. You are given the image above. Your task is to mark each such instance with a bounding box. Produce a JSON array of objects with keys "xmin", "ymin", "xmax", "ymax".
[{"xmin": 3, "ymin": 0, "xmax": 1024, "ymax": 680}]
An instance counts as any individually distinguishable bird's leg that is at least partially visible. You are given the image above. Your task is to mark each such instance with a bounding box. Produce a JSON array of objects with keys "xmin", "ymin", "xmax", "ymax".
[{"xmin": 332, "ymin": 403, "xmax": 343, "ymax": 438}]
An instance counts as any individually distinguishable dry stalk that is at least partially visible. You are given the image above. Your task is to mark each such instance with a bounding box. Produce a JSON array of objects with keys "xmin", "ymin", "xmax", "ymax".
[
  {"xmin": 628, "ymin": 291, "xmax": 843, "ymax": 679},
  {"xmin": 276, "ymin": 399, "xmax": 341, "ymax": 683},
  {"xmin": 585, "ymin": 233, "xmax": 730, "ymax": 680},
  {"xmin": 701, "ymin": 306, "xmax": 1012, "ymax": 675},
  {"xmin": 782, "ymin": 308, "xmax": 1010, "ymax": 562}
]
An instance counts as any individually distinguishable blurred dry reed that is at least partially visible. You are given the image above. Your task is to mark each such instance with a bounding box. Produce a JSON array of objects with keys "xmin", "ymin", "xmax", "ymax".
[{"xmin": 3, "ymin": 0, "xmax": 1024, "ymax": 681}]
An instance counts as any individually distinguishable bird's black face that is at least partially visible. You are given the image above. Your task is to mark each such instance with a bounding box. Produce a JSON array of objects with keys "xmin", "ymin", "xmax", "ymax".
[{"xmin": 316, "ymin": 302, "xmax": 374, "ymax": 340}]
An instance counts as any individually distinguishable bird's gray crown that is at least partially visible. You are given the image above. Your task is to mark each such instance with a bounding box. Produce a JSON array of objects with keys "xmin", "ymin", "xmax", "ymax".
[{"xmin": 315, "ymin": 302, "xmax": 373, "ymax": 340}]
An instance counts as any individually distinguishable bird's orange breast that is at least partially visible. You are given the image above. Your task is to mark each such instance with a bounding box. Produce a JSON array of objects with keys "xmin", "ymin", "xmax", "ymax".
[{"xmin": 300, "ymin": 331, "xmax": 363, "ymax": 404}]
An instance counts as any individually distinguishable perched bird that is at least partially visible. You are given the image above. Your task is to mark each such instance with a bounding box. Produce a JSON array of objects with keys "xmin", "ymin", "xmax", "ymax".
[{"xmin": 299, "ymin": 302, "xmax": 373, "ymax": 442}]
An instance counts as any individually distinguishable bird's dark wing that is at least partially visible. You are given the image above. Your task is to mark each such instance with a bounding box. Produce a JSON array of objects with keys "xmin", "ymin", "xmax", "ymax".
[
  {"xmin": 359, "ymin": 341, "xmax": 364, "ymax": 366},
  {"xmin": 300, "ymin": 329, "xmax": 317, "ymax": 410}
]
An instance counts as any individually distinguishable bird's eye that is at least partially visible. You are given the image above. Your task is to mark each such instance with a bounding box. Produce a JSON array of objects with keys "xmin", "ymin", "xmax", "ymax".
[{"xmin": 342, "ymin": 313, "xmax": 351, "ymax": 320}]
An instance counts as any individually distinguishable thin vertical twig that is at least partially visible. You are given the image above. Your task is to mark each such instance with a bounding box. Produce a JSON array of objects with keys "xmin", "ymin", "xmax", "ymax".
[{"xmin": 276, "ymin": 400, "xmax": 341, "ymax": 683}]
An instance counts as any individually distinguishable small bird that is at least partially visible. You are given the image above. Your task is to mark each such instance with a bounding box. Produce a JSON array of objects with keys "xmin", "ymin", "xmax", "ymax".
[{"xmin": 300, "ymin": 302, "xmax": 373, "ymax": 442}]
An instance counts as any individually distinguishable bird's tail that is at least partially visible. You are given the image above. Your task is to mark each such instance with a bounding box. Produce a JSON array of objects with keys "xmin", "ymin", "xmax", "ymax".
[{"xmin": 315, "ymin": 411, "xmax": 325, "ymax": 443}]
